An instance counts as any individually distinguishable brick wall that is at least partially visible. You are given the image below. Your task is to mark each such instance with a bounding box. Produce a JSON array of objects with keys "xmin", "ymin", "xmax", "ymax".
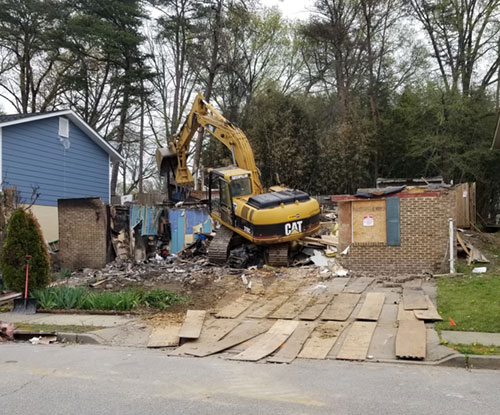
[
  {"xmin": 58, "ymin": 198, "xmax": 108, "ymax": 270},
  {"xmin": 338, "ymin": 191, "xmax": 456, "ymax": 274}
]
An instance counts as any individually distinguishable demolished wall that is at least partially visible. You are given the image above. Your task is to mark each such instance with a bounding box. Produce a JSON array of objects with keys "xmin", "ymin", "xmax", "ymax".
[
  {"xmin": 58, "ymin": 198, "xmax": 108, "ymax": 270},
  {"xmin": 337, "ymin": 190, "xmax": 456, "ymax": 274}
]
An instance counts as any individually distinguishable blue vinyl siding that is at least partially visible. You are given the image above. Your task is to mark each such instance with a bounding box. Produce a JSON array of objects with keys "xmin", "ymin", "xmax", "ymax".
[
  {"xmin": 2, "ymin": 117, "xmax": 109, "ymax": 206},
  {"xmin": 386, "ymin": 197, "xmax": 401, "ymax": 246}
]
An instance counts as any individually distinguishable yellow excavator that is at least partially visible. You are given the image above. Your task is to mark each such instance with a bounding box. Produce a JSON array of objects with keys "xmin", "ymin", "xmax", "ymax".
[{"xmin": 156, "ymin": 92, "xmax": 320, "ymax": 266}]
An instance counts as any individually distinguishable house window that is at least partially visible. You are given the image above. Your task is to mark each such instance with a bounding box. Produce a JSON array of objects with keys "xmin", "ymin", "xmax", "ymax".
[{"xmin": 59, "ymin": 117, "xmax": 69, "ymax": 138}]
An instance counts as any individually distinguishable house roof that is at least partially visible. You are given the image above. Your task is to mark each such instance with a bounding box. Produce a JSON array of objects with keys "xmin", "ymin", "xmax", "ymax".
[
  {"xmin": 0, "ymin": 110, "xmax": 124, "ymax": 162},
  {"xmin": 493, "ymin": 112, "xmax": 500, "ymax": 150}
]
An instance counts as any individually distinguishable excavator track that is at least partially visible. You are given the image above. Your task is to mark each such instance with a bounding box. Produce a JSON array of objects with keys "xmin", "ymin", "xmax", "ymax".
[
  {"xmin": 208, "ymin": 226, "xmax": 234, "ymax": 264},
  {"xmin": 267, "ymin": 243, "xmax": 289, "ymax": 267}
]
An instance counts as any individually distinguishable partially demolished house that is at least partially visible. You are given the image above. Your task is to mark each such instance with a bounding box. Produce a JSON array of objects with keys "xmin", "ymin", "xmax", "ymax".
[
  {"xmin": 333, "ymin": 178, "xmax": 474, "ymax": 274},
  {"xmin": 0, "ymin": 110, "xmax": 123, "ymax": 242}
]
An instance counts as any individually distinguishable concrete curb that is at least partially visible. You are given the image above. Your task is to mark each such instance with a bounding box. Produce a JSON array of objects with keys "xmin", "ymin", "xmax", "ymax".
[
  {"xmin": 434, "ymin": 353, "xmax": 467, "ymax": 368},
  {"xmin": 467, "ymin": 355, "xmax": 500, "ymax": 370},
  {"xmin": 57, "ymin": 332, "xmax": 102, "ymax": 345}
]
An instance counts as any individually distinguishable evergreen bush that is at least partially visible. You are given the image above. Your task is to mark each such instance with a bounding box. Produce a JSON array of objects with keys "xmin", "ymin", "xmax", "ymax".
[{"xmin": 0, "ymin": 209, "xmax": 50, "ymax": 292}]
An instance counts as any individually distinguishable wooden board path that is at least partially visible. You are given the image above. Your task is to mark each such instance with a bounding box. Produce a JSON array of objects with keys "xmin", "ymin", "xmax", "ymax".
[
  {"xmin": 403, "ymin": 288, "xmax": 428, "ymax": 310},
  {"xmin": 147, "ymin": 325, "xmax": 181, "ymax": 348},
  {"xmin": 395, "ymin": 320, "xmax": 426, "ymax": 359},
  {"xmin": 336, "ymin": 321, "xmax": 377, "ymax": 361},
  {"xmin": 343, "ymin": 277, "xmax": 374, "ymax": 294},
  {"xmin": 356, "ymin": 293, "xmax": 385, "ymax": 321},
  {"xmin": 321, "ymin": 293, "xmax": 361, "ymax": 321},
  {"xmin": 187, "ymin": 320, "xmax": 271, "ymax": 357},
  {"xmin": 413, "ymin": 296, "xmax": 443, "ymax": 321},
  {"xmin": 299, "ymin": 293, "xmax": 334, "ymax": 321},
  {"xmin": 298, "ymin": 322, "xmax": 347, "ymax": 360},
  {"xmin": 248, "ymin": 295, "xmax": 289, "ymax": 319},
  {"xmin": 329, "ymin": 277, "xmax": 351, "ymax": 293},
  {"xmin": 230, "ymin": 320, "xmax": 299, "ymax": 362},
  {"xmin": 397, "ymin": 302, "xmax": 418, "ymax": 321},
  {"xmin": 178, "ymin": 310, "xmax": 206, "ymax": 339},
  {"xmin": 169, "ymin": 319, "xmax": 239, "ymax": 356},
  {"xmin": 216, "ymin": 294, "xmax": 256, "ymax": 318},
  {"xmin": 268, "ymin": 322, "xmax": 315, "ymax": 364},
  {"xmin": 269, "ymin": 294, "xmax": 314, "ymax": 320}
]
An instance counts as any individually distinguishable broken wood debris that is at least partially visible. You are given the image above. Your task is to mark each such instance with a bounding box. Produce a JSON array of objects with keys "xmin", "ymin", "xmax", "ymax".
[{"xmin": 413, "ymin": 296, "xmax": 442, "ymax": 321}]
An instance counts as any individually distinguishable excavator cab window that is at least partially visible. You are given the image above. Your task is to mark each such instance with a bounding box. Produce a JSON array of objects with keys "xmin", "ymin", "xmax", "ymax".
[{"xmin": 229, "ymin": 178, "xmax": 252, "ymax": 198}]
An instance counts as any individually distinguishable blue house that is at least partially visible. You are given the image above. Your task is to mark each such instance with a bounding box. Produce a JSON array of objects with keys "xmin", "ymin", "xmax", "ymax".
[{"xmin": 0, "ymin": 110, "xmax": 123, "ymax": 241}]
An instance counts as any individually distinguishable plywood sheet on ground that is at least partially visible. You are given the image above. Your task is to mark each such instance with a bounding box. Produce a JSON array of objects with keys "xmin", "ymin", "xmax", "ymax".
[
  {"xmin": 147, "ymin": 325, "xmax": 180, "ymax": 348},
  {"xmin": 178, "ymin": 310, "xmax": 206, "ymax": 339},
  {"xmin": 187, "ymin": 320, "xmax": 271, "ymax": 357},
  {"xmin": 169, "ymin": 319, "xmax": 239, "ymax": 356},
  {"xmin": 321, "ymin": 293, "xmax": 361, "ymax": 321},
  {"xmin": 268, "ymin": 322, "xmax": 315, "ymax": 364},
  {"xmin": 413, "ymin": 296, "xmax": 442, "ymax": 321},
  {"xmin": 248, "ymin": 295, "xmax": 289, "ymax": 319},
  {"xmin": 343, "ymin": 277, "xmax": 374, "ymax": 294},
  {"xmin": 329, "ymin": 277, "xmax": 351, "ymax": 293},
  {"xmin": 356, "ymin": 293, "xmax": 385, "ymax": 321},
  {"xmin": 269, "ymin": 294, "xmax": 314, "ymax": 320},
  {"xmin": 216, "ymin": 294, "xmax": 256, "ymax": 318},
  {"xmin": 230, "ymin": 320, "xmax": 299, "ymax": 361},
  {"xmin": 397, "ymin": 302, "xmax": 418, "ymax": 321},
  {"xmin": 299, "ymin": 293, "xmax": 335, "ymax": 321},
  {"xmin": 403, "ymin": 288, "xmax": 428, "ymax": 310},
  {"xmin": 298, "ymin": 322, "xmax": 347, "ymax": 360},
  {"xmin": 395, "ymin": 320, "xmax": 426, "ymax": 359},
  {"xmin": 336, "ymin": 321, "xmax": 377, "ymax": 361}
]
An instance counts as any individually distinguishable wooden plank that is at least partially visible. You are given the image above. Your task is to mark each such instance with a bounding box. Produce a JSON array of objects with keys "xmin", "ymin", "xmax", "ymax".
[
  {"xmin": 397, "ymin": 302, "xmax": 418, "ymax": 321},
  {"xmin": 356, "ymin": 293, "xmax": 385, "ymax": 321},
  {"xmin": 168, "ymin": 319, "xmax": 239, "ymax": 356},
  {"xmin": 269, "ymin": 294, "xmax": 314, "ymax": 320},
  {"xmin": 0, "ymin": 292, "xmax": 22, "ymax": 304},
  {"xmin": 403, "ymin": 288, "xmax": 428, "ymax": 310},
  {"xmin": 299, "ymin": 293, "xmax": 334, "ymax": 321},
  {"xmin": 230, "ymin": 320, "xmax": 299, "ymax": 362},
  {"xmin": 147, "ymin": 325, "xmax": 180, "ymax": 348},
  {"xmin": 187, "ymin": 321, "xmax": 270, "ymax": 357},
  {"xmin": 216, "ymin": 294, "xmax": 256, "ymax": 318},
  {"xmin": 336, "ymin": 321, "xmax": 377, "ymax": 361},
  {"xmin": 178, "ymin": 310, "xmax": 206, "ymax": 339},
  {"xmin": 343, "ymin": 277, "xmax": 374, "ymax": 294},
  {"xmin": 352, "ymin": 200, "xmax": 386, "ymax": 243},
  {"xmin": 321, "ymin": 293, "xmax": 361, "ymax": 321},
  {"xmin": 414, "ymin": 296, "xmax": 443, "ymax": 321},
  {"xmin": 298, "ymin": 322, "xmax": 347, "ymax": 360},
  {"xmin": 337, "ymin": 201, "xmax": 352, "ymax": 253},
  {"xmin": 456, "ymin": 232, "xmax": 471, "ymax": 256},
  {"xmin": 248, "ymin": 295, "xmax": 289, "ymax": 319},
  {"xmin": 268, "ymin": 322, "xmax": 315, "ymax": 364},
  {"xmin": 329, "ymin": 277, "xmax": 351, "ymax": 293},
  {"xmin": 395, "ymin": 320, "xmax": 426, "ymax": 359}
]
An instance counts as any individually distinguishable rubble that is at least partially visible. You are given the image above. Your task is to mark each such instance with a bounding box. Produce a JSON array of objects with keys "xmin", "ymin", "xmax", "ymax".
[{"xmin": 0, "ymin": 322, "xmax": 14, "ymax": 342}]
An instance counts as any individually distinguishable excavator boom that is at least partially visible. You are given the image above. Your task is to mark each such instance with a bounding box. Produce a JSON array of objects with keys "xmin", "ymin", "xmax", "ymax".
[{"xmin": 156, "ymin": 92, "xmax": 264, "ymax": 195}]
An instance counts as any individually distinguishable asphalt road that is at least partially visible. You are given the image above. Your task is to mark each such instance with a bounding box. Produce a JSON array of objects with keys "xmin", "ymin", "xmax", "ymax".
[{"xmin": 0, "ymin": 343, "xmax": 498, "ymax": 415}]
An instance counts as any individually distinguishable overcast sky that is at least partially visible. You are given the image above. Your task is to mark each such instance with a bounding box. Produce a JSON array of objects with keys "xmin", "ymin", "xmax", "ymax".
[{"xmin": 264, "ymin": 0, "xmax": 314, "ymax": 20}]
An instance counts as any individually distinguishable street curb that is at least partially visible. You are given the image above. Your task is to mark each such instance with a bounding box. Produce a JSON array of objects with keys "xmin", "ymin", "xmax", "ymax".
[
  {"xmin": 434, "ymin": 354, "xmax": 467, "ymax": 368},
  {"xmin": 57, "ymin": 332, "xmax": 102, "ymax": 345},
  {"xmin": 467, "ymin": 355, "xmax": 500, "ymax": 370}
]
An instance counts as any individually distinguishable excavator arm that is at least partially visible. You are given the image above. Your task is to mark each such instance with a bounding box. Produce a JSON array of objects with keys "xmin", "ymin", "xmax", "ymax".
[{"xmin": 156, "ymin": 92, "xmax": 264, "ymax": 195}]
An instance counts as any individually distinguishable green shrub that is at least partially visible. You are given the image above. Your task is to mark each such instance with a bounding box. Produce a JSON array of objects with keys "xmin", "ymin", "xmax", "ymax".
[
  {"xmin": 1, "ymin": 209, "xmax": 50, "ymax": 292},
  {"xmin": 142, "ymin": 289, "xmax": 186, "ymax": 310}
]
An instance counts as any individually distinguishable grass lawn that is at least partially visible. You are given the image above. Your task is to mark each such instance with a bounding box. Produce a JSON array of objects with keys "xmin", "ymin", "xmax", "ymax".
[
  {"xmin": 13, "ymin": 323, "xmax": 102, "ymax": 333},
  {"xmin": 435, "ymin": 275, "xmax": 500, "ymax": 333},
  {"xmin": 447, "ymin": 343, "xmax": 500, "ymax": 356}
]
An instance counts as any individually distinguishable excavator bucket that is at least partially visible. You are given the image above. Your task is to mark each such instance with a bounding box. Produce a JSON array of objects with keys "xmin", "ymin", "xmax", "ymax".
[{"xmin": 156, "ymin": 147, "xmax": 178, "ymax": 177}]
